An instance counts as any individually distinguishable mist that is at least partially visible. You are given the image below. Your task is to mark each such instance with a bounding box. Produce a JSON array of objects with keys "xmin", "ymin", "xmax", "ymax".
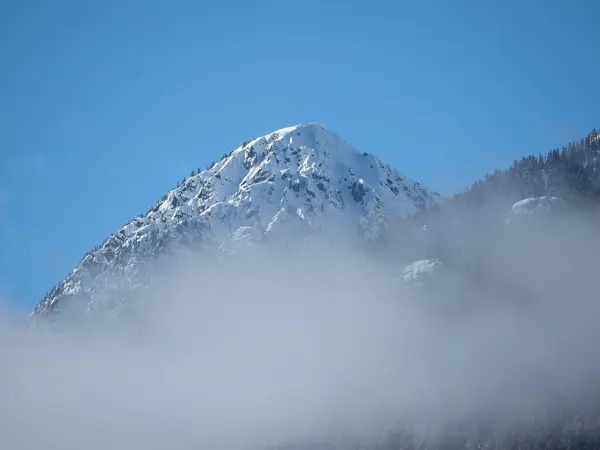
[{"xmin": 2, "ymin": 207, "xmax": 600, "ymax": 449}]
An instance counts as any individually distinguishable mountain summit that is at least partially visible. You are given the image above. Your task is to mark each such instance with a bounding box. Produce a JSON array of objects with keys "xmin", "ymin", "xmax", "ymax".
[{"xmin": 32, "ymin": 123, "xmax": 440, "ymax": 319}]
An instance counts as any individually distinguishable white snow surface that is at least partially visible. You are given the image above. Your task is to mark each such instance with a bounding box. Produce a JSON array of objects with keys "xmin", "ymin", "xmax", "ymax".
[
  {"xmin": 400, "ymin": 259, "xmax": 442, "ymax": 286},
  {"xmin": 505, "ymin": 196, "xmax": 565, "ymax": 224},
  {"xmin": 511, "ymin": 196, "xmax": 565, "ymax": 215},
  {"xmin": 32, "ymin": 123, "xmax": 440, "ymax": 318}
]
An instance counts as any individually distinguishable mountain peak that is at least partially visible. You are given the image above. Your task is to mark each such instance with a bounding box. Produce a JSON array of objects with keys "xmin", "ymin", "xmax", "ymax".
[
  {"xmin": 262, "ymin": 122, "xmax": 330, "ymax": 136},
  {"xmin": 32, "ymin": 124, "xmax": 440, "ymax": 320},
  {"xmin": 240, "ymin": 122, "xmax": 358, "ymax": 158}
]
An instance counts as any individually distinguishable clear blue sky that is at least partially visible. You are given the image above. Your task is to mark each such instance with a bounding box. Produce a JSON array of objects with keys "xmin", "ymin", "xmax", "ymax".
[{"xmin": 1, "ymin": 0, "xmax": 599, "ymax": 311}]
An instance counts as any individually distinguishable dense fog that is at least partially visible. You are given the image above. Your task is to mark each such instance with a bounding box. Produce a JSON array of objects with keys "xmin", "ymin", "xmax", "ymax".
[{"xmin": 2, "ymin": 207, "xmax": 600, "ymax": 449}]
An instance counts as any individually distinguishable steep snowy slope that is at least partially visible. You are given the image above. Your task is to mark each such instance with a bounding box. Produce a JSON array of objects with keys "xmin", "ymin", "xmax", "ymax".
[{"xmin": 32, "ymin": 123, "xmax": 440, "ymax": 320}]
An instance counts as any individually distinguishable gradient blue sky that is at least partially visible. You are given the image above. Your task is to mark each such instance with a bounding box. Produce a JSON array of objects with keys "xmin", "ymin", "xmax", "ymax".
[{"xmin": 1, "ymin": 0, "xmax": 599, "ymax": 311}]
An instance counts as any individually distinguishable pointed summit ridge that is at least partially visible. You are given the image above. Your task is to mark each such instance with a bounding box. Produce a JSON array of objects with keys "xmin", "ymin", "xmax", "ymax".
[{"xmin": 32, "ymin": 124, "xmax": 440, "ymax": 320}]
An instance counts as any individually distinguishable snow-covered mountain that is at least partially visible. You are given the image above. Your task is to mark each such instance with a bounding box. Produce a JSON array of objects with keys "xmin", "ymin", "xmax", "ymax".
[{"xmin": 32, "ymin": 123, "xmax": 440, "ymax": 320}]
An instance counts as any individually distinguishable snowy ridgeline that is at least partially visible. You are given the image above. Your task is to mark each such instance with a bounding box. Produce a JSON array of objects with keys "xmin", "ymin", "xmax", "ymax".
[{"xmin": 32, "ymin": 123, "xmax": 440, "ymax": 319}]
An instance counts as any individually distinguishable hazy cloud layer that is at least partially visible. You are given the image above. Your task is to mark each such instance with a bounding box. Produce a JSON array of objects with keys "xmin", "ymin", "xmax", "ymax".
[{"xmin": 2, "ymin": 209, "xmax": 600, "ymax": 449}]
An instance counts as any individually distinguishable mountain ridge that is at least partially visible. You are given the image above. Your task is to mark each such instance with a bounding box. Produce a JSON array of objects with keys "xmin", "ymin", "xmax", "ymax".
[{"xmin": 32, "ymin": 122, "xmax": 440, "ymax": 320}]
